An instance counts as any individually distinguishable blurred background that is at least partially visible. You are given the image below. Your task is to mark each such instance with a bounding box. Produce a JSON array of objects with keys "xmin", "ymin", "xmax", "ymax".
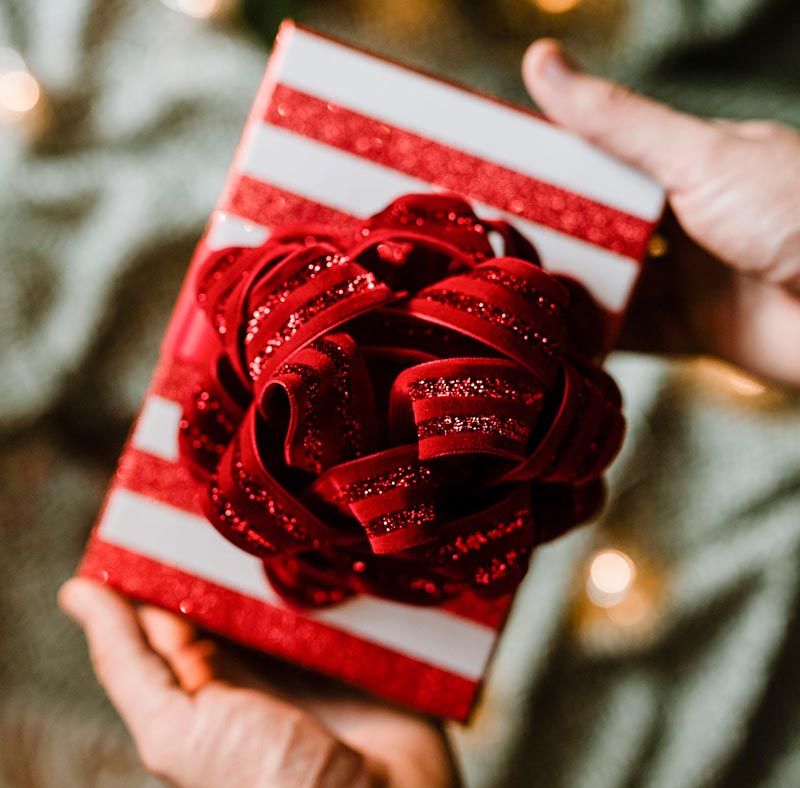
[{"xmin": 1, "ymin": 1, "xmax": 800, "ymax": 786}]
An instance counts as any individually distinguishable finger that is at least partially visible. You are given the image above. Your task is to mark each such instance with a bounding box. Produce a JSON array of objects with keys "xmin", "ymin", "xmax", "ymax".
[
  {"xmin": 137, "ymin": 605, "xmax": 280, "ymax": 693},
  {"xmin": 713, "ymin": 118, "xmax": 793, "ymax": 140},
  {"xmin": 59, "ymin": 579, "xmax": 190, "ymax": 737},
  {"xmin": 521, "ymin": 39, "xmax": 721, "ymax": 191},
  {"xmin": 138, "ymin": 605, "xmax": 220, "ymax": 693},
  {"xmin": 138, "ymin": 605, "xmax": 199, "ymax": 652}
]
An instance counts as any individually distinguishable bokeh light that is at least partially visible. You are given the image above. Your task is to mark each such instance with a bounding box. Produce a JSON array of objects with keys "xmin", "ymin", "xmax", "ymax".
[
  {"xmin": 586, "ymin": 549, "xmax": 635, "ymax": 607},
  {"xmin": 161, "ymin": 0, "xmax": 222, "ymax": 19},
  {"xmin": 720, "ymin": 369, "xmax": 768, "ymax": 397},
  {"xmin": 178, "ymin": 0, "xmax": 220, "ymax": 17},
  {"xmin": 696, "ymin": 358, "xmax": 776, "ymax": 403},
  {"xmin": 530, "ymin": 0, "xmax": 582, "ymax": 14},
  {"xmin": 0, "ymin": 69, "xmax": 40, "ymax": 115},
  {"xmin": 573, "ymin": 546, "xmax": 666, "ymax": 654},
  {"xmin": 647, "ymin": 233, "xmax": 670, "ymax": 258}
]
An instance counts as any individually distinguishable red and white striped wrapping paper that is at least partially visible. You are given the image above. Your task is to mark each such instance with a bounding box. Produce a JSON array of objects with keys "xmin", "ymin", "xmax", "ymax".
[{"xmin": 80, "ymin": 21, "xmax": 665, "ymax": 720}]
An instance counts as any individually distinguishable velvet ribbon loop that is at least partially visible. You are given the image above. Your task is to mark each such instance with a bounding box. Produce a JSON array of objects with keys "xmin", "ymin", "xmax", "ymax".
[{"xmin": 178, "ymin": 193, "xmax": 624, "ymax": 607}]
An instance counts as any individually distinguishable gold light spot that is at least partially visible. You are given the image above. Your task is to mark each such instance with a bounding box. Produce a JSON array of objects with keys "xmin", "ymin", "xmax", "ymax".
[
  {"xmin": 586, "ymin": 549, "xmax": 635, "ymax": 608},
  {"xmin": 531, "ymin": 0, "xmax": 582, "ymax": 14},
  {"xmin": 721, "ymin": 369, "xmax": 767, "ymax": 397},
  {"xmin": 696, "ymin": 358, "xmax": 771, "ymax": 400},
  {"xmin": 0, "ymin": 69, "xmax": 40, "ymax": 114},
  {"xmin": 177, "ymin": 0, "xmax": 220, "ymax": 17},
  {"xmin": 647, "ymin": 233, "xmax": 669, "ymax": 258},
  {"xmin": 573, "ymin": 545, "xmax": 666, "ymax": 654},
  {"xmin": 161, "ymin": 0, "xmax": 224, "ymax": 18}
]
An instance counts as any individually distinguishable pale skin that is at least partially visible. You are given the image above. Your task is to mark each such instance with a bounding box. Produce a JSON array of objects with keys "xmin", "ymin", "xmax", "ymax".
[{"xmin": 59, "ymin": 40, "xmax": 800, "ymax": 788}]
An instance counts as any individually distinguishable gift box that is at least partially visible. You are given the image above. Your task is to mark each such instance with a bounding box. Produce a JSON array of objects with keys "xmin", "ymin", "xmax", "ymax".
[{"xmin": 79, "ymin": 21, "xmax": 665, "ymax": 721}]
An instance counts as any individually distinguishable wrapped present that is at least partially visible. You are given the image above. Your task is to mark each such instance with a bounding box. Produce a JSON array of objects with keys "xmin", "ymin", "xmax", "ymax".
[{"xmin": 79, "ymin": 21, "xmax": 665, "ymax": 721}]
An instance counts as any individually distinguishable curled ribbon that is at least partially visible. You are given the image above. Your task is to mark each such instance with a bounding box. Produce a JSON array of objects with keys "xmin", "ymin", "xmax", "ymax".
[{"xmin": 179, "ymin": 194, "xmax": 624, "ymax": 607}]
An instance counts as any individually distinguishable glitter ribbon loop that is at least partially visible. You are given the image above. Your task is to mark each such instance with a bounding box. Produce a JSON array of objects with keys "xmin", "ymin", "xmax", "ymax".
[
  {"xmin": 179, "ymin": 355, "xmax": 249, "ymax": 478},
  {"xmin": 359, "ymin": 192, "xmax": 498, "ymax": 262},
  {"xmin": 178, "ymin": 193, "xmax": 625, "ymax": 607},
  {"xmin": 258, "ymin": 332, "xmax": 378, "ymax": 475},
  {"xmin": 349, "ymin": 228, "xmax": 479, "ymax": 295},
  {"xmin": 499, "ymin": 361, "xmax": 625, "ymax": 485},
  {"xmin": 390, "ymin": 358, "xmax": 546, "ymax": 463},
  {"xmin": 420, "ymin": 484, "xmax": 537, "ymax": 595},
  {"xmin": 405, "ymin": 258, "xmax": 569, "ymax": 388},
  {"xmin": 312, "ymin": 445, "xmax": 441, "ymax": 555},
  {"xmin": 244, "ymin": 259, "xmax": 394, "ymax": 385}
]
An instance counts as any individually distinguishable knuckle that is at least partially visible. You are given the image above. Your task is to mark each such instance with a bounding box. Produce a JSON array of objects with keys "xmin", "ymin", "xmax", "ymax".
[
  {"xmin": 308, "ymin": 740, "xmax": 371, "ymax": 788},
  {"xmin": 597, "ymin": 82, "xmax": 634, "ymax": 115},
  {"xmin": 737, "ymin": 119, "xmax": 796, "ymax": 141},
  {"xmin": 580, "ymin": 81, "xmax": 637, "ymax": 145},
  {"xmin": 325, "ymin": 741, "xmax": 372, "ymax": 786},
  {"xmin": 754, "ymin": 120, "xmax": 788, "ymax": 137},
  {"xmin": 759, "ymin": 120, "xmax": 784, "ymax": 136}
]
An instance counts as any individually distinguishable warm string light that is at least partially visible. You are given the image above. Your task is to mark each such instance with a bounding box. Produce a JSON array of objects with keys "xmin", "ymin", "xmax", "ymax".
[
  {"xmin": 586, "ymin": 549, "xmax": 635, "ymax": 607},
  {"xmin": 530, "ymin": 0, "xmax": 582, "ymax": 14},
  {"xmin": 695, "ymin": 358, "xmax": 778, "ymax": 404},
  {"xmin": 0, "ymin": 47, "xmax": 41, "ymax": 121},
  {"xmin": 573, "ymin": 546, "xmax": 665, "ymax": 653},
  {"xmin": 717, "ymin": 368, "xmax": 767, "ymax": 397},
  {"xmin": 0, "ymin": 69, "xmax": 40, "ymax": 113},
  {"xmin": 159, "ymin": 0, "xmax": 237, "ymax": 21},
  {"xmin": 647, "ymin": 233, "xmax": 669, "ymax": 259},
  {"xmin": 175, "ymin": 0, "xmax": 220, "ymax": 18}
]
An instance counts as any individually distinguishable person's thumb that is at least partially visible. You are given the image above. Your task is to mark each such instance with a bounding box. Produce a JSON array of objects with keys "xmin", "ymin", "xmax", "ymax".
[{"xmin": 522, "ymin": 39, "xmax": 719, "ymax": 192}]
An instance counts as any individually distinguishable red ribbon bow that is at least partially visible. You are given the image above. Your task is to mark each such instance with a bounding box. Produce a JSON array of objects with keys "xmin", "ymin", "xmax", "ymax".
[{"xmin": 179, "ymin": 194, "xmax": 624, "ymax": 607}]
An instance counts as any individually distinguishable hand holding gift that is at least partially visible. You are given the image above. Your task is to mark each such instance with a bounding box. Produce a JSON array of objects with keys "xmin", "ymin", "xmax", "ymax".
[
  {"xmin": 59, "ymin": 579, "xmax": 456, "ymax": 788},
  {"xmin": 65, "ymin": 34, "xmax": 800, "ymax": 788},
  {"xmin": 524, "ymin": 40, "xmax": 800, "ymax": 389}
]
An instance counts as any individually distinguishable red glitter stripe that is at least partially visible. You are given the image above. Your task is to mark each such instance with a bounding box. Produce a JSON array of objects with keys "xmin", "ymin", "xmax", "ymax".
[
  {"xmin": 309, "ymin": 337, "xmax": 365, "ymax": 460},
  {"xmin": 111, "ymin": 449, "xmax": 505, "ymax": 628},
  {"xmin": 407, "ymin": 375, "xmax": 542, "ymax": 407},
  {"xmin": 248, "ymin": 271, "xmax": 379, "ymax": 380},
  {"xmin": 207, "ymin": 477, "xmax": 280, "ymax": 555},
  {"xmin": 150, "ymin": 357, "xmax": 203, "ymax": 402},
  {"xmin": 421, "ymin": 289, "xmax": 560, "ymax": 356},
  {"xmin": 117, "ymin": 449, "xmax": 201, "ymax": 513},
  {"xmin": 340, "ymin": 463, "xmax": 434, "ymax": 503},
  {"xmin": 275, "ymin": 361, "xmax": 324, "ymax": 473},
  {"xmin": 265, "ymin": 84, "xmax": 654, "ymax": 260},
  {"xmin": 365, "ymin": 502, "xmax": 437, "ymax": 538},
  {"xmin": 416, "ymin": 413, "xmax": 530, "ymax": 442},
  {"xmin": 78, "ymin": 540, "xmax": 480, "ymax": 721},
  {"xmin": 471, "ymin": 267, "xmax": 564, "ymax": 316},
  {"xmin": 246, "ymin": 253, "xmax": 348, "ymax": 346},
  {"xmin": 220, "ymin": 176, "xmax": 361, "ymax": 237}
]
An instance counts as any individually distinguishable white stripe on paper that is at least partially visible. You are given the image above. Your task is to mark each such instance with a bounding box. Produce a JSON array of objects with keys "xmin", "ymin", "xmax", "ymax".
[
  {"xmin": 236, "ymin": 123, "xmax": 639, "ymax": 311},
  {"xmin": 277, "ymin": 27, "xmax": 665, "ymax": 221},
  {"xmin": 131, "ymin": 396, "xmax": 183, "ymax": 462},
  {"xmin": 99, "ymin": 487, "xmax": 496, "ymax": 680}
]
